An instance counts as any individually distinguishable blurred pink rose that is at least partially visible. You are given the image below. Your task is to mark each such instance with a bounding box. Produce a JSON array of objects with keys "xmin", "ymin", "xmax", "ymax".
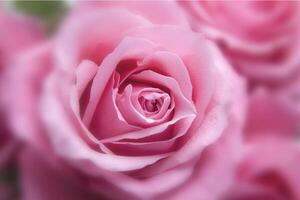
[
  {"xmin": 223, "ymin": 139, "xmax": 300, "ymax": 200},
  {"xmin": 0, "ymin": 6, "xmax": 44, "ymax": 70},
  {"xmin": 75, "ymin": 1, "xmax": 189, "ymax": 27},
  {"xmin": 179, "ymin": 1, "xmax": 300, "ymax": 84},
  {"xmin": 0, "ymin": 5, "xmax": 44, "ymax": 168},
  {"xmin": 245, "ymin": 87, "xmax": 300, "ymax": 141},
  {"xmin": 0, "ymin": 6, "xmax": 45, "ymax": 200},
  {"xmin": 8, "ymin": 4, "xmax": 245, "ymax": 200},
  {"xmin": 223, "ymin": 73, "xmax": 300, "ymax": 199}
]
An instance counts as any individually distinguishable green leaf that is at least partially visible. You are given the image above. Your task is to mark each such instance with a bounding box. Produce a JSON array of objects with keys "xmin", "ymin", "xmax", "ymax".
[{"xmin": 11, "ymin": 0, "xmax": 68, "ymax": 33}]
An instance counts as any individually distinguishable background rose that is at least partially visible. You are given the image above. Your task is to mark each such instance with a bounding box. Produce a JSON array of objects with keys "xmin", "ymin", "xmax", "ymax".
[
  {"xmin": 221, "ymin": 74, "xmax": 300, "ymax": 200},
  {"xmin": 8, "ymin": 4, "xmax": 246, "ymax": 200},
  {"xmin": 245, "ymin": 87, "xmax": 300, "ymax": 141},
  {"xmin": 0, "ymin": 6, "xmax": 45, "ymax": 200},
  {"xmin": 75, "ymin": 1, "xmax": 189, "ymax": 28},
  {"xmin": 0, "ymin": 4, "xmax": 44, "ymax": 168},
  {"xmin": 178, "ymin": 1, "xmax": 300, "ymax": 84},
  {"xmin": 222, "ymin": 139, "xmax": 300, "ymax": 200},
  {"xmin": 0, "ymin": 5, "xmax": 44, "ymax": 70}
]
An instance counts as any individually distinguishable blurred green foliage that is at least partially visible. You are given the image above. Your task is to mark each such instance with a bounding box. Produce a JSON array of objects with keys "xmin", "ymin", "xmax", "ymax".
[{"xmin": 11, "ymin": 0, "xmax": 68, "ymax": 33}]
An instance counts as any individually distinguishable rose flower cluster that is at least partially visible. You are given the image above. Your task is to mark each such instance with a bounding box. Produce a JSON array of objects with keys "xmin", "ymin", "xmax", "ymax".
[{"xmin": 0, "ymin": 1, "xmax": 300, "ymax": 200}]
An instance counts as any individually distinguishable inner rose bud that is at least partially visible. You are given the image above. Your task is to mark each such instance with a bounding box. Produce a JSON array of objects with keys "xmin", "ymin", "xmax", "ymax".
[
  {"xmin": 116, "ymin": 84, "xmax": 173, "ymax": 125},
  {"xmin": 115, "ymin": 81, "xmax": 175, "ymax": 128},
  {"xmin": 138, "ymin": 90, "xmax": 170, "ymax": 115},
  {"xmin": 139, "ymin": 95, "xmax": 162, "ymax": 113}
]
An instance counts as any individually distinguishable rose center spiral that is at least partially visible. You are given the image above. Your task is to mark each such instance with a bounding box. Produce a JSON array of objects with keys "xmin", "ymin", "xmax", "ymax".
[
  {"xmin": 139, "ymin": 96, "xmax": 162, "ymax": 113},
  {"xmin": 137, "ymin": 91, "xmax": 170, "ymax": 117}
]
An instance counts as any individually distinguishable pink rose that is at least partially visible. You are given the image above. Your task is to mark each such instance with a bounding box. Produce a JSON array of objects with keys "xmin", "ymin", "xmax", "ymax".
[
  {"xmin": 222, "ymin": 73, "xmax": 300, "ymax": 199},
  {"xmin": 222, "ymin": 139, "xmax": 300, "ymax": 200},
  {"xmin": 0, "ymin": 6, "xmax": 45, "ymax": 200},
  {"xmin": 8, "ymin": 5, "xmax": 245, "ymax": 200},
  {"xmin": 0, "ymin": 6, "xmax": 44, "ymax": 70},
  {"xmin": 75, "ymin": 1, "xmax": 189, "ymax": 27},
  {"xmin": 0, "ymin": 5, "xmax": 44, "ymax": 168},
  {"xmin": 179, "ymin": 2, "xmax": 300, "ymax": 84},
  {"xmin": 245, "ymin": 87, "xmax": 300, "ymax": 141}
]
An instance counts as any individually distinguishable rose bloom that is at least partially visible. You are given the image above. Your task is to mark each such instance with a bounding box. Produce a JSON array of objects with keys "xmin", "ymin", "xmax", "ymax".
[
  {"xmin": 8, "ymin": 3, "xmax": 245, "ymax": 200},
  {"xmin": 0, "ymin": 5, "xmax": 44, "ymax": 169},
  {"xmin": 0, "ymin": 6, "xmax": 44, "ymax": 200},
  {"xmin": 221, "ymin": 74, "xmax": 300, "ymax": 200},
  {"xmin": 0, "ymin": 4, "xmax": 44, "ymax": 168},
  {"xmin": 222, "ymin": 138, "xmax": 300, "ymax": 200},
  {"xmin": 0, "ymin": 6, "xmax": 44, "ymax": 71},
  {"xmin": 245, "ymin": 87, "xmax": 300, "ymax": 141},
  {"xmin": 178, "ymin": 1, "xmax": 300, "ymax": 84}
]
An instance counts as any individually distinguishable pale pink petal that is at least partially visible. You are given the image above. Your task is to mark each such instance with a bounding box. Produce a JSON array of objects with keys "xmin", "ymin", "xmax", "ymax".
[
  {"xmin": 41, "ymin": 74, "xmax": 171, "ymax": 172},
  {"xmin": 75, "ymin": 60, "xmax": 98, "ymax": 97},
  {"xmin": 76, "ymin": 1, "xmax": 189, "ymax": 28},
  {"xmin": 245, "ymin": 88, "xmax": 300, "ymax": 140},
  {"xmin": 82, "ymin": 37, "xmax": 159, "ymax": 126},
  {"xmin": 55, "ymin": 9, "xmax": 151, "ymax": 71}
]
